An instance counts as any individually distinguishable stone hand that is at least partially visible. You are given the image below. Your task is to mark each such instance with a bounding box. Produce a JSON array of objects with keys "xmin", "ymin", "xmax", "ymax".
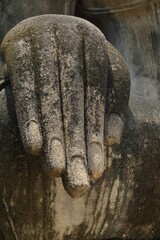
[{"xmin": 1, "ymin": 15, "xmax": 130, "ymax": 197}]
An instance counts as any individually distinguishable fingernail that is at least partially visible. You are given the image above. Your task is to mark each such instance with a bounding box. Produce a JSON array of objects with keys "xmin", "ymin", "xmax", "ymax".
[
  {"xmin": 24, "ymin": 120, "xmax": 42, "ymax": 155},
  {"xmin": 105, "ymin": 114, "xmax": 123, "ymax": 146},
  {"xmin": 88, "ymin": 142, "xmax": 104, "ymax": 180},
  {"xmin": 64, "ymin": 156, "xmax": 90, "ymax": 198},
  {"xmin": 46, "ymin": 138, "xmax": 65, "ymax": 177}
]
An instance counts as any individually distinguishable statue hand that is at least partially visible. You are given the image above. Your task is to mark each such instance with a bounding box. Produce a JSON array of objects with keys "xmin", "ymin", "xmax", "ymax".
[{"xmin": 1, "ymin": 15, "xmax": 130, "ymax": 197}]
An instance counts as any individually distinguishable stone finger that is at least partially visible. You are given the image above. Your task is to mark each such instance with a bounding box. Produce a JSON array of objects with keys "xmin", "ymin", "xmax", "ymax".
[
  {"xmin": 33, "ymin": 31, "xmax": 65, "ymax": 176},
  {"xmin": 57, "ymin": 26, "xmax": 90, "ymax": 197},
  {"xmin": 2, "ymin": 38, "xmax": 43, "ymax": 155},
  {"xmin": 104, "ymin": 41, "xmax": 130, "ymax": 146},
  {"xmin": 84, "ymin": 26, "xmax": 109, "ymax": 180}
]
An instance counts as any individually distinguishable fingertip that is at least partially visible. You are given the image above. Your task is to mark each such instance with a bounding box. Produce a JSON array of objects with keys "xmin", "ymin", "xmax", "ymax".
[
  {"xmin": 63, "ymin": 182, "xmax": 90, "ymax": 198},
  {"xmin": 105, "ymin": 114, "xmax": 124, "ymax": 146},
  {"xmin": 44, "ymin": 138, "xmax": 65, "ymax": 177},
  {"xmin": 88, "ymin": 142, "xmax": 104, "ymax": 181},
  {"xmin": 63, "ymin": 156, "xmax": 90, "ymax": 198},
  {"xmin": 23, "ymin": 120, "xmax": 43, "ymax": 155},
  {"xmin": 45, "ymin": 166, "xmax": 64, "ymax": 178},
  {"xmin": 25, "ymin": 145, "xmax": 42, "ymax": 156},
  {"xmin": 89, "ymin": 170, "xmax": 103, "ymax": 182}
]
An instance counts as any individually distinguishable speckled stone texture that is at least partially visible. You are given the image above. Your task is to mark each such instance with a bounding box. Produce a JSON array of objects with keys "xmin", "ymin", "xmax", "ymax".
[
  {"xmin": 0, "ymin": 8, "xmax": 160, "ymax": 240},
  {"xmin": 0, "ymin": 81, "xmax": 160, "ymax": 239},
  {"xmin": 1, "ymin": 15, "xmax": 130, "ymax": 198}
]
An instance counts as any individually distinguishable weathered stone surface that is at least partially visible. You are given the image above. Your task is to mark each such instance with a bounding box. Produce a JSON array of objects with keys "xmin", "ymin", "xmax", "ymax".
[
  {"xmin": 1, "ymin": 15, "xmax": 106, "ymax": 197},
  {"xmin": 0, "ymin": 1, "xmax": 160, "ymax": 240},
  {"xmin": 0, "ymin": 85, "xmax": 160, "ymax": 239},
  {"xmin": 105, "ymin": 41, "xmax": 130, "ymax": 146},
  {"xmin": 78, "ymin": 0, "xmax": 160, "ymax": 100},
  {"xmin": 1, "ymin": 15, "xmax": 130, "ymax": 198}
]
